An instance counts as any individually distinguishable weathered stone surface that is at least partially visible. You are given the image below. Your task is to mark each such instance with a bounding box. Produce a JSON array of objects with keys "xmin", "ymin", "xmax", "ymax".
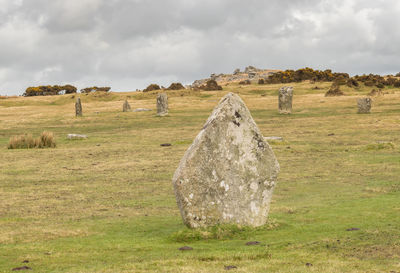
[
  {"xmin": 67, "ymin": 134, "xmax": 87, "ymax": 140},
  {"xmin": 357, "ymin": 98, "xmax": 372, "ymax": 113},
  {"xmin": 157, "ymin": 93, "xmax": 168, "ymax": 116},
  {"xmin": 122, "ymin": 100, "xmax": 131, "ymax": 112},
  {"xmin": 172, "ymin": 92, "xmax": 280, "ymax": 228},
  {"xmin": 278, "ymin": 87, "xmax": 293, "ymax": 114},
  {"xmin": 75, "ymin": 98, "xmax": 82, "ymax": 117}
]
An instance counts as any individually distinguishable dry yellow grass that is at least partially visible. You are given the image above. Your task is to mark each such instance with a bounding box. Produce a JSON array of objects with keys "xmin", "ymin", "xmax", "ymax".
[{"xmin": 7, "ymin": 131, "xmax": 56, "ymax": 149}]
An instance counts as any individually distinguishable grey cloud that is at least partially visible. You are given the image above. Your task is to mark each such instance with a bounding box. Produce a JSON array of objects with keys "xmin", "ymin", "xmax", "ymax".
[{"xmin": 0, "ymin": 0, "xmax": 399, "ymax": 95}]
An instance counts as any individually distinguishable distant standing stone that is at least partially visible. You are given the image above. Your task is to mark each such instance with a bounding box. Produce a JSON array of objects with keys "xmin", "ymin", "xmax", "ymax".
[
  {"xmin": 357, "ymin": 98, "xmax": 372, "ymax": 114},
  {"xmin": 75, "ymin": 98, "xmax": 82, "ymax": 117},
  {"xmin": 123, "ymin": 100, "xmax": 131, "ymax": 112},
  {"xmin": 157, "ymin": 93, "xmax": 168, "ymax": 116},
  {"xmin": 172, "ymin": 92, "xmax": 280, "ymax": 228},
  {"xmin": 278, "ymin": 87, "xmax": 293, "ymax": 114}
]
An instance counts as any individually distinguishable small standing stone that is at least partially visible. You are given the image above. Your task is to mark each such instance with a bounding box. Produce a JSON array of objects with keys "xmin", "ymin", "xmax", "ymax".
[
  {"xmin": 157, "ymin": 93, "xmax": 168, "ymax": 116},
  {"xmin": 172, "ymin": 92, "xmax": 280, "ymax": 228},
  {"xmin": 75, "ymin": 98, "xmax": 82, "ymax": 117},
  {"xmin": 357, "ymin": 98, "xmax": 372, "ymax": 114},
  {"xmin": 123, "ymin": 100, "xmax": 131, "ymax": 112},
  {"xmin": 278, "ymin": 87, "xmax": 293, "ymax": 114}
]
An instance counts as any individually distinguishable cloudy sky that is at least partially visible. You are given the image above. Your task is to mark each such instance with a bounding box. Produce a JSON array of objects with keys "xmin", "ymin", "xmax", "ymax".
[{"xmin": 1, "ymin": 0, "xmax": 399, "ymax": 95}]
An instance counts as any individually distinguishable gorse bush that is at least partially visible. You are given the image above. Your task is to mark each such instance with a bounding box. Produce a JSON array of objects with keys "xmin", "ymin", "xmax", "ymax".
[
  {"xmin": 267, "ymin": 68, "xmax": 349, "ymax": 84},
  {"xmin": 352, "ymin": 73, "xmax": 396, "ymax": 88},
  {"xmin": 23, "ymin": 85, "xmax": 77, "ymax": 96},
  {"xmin": 7, "ymin": 131, "xmax": 56, "ymax": 149},
  {"xmin": 325, "ymin": 82, "xmax": 344, "ymax": 97},
  {"xmin": 364, "ymin": 80, "xmax": 375, "ymax": 87},
  {"xmin": 385, "ymin": 77, "xmax": 397, "ymax": 86},
  {"xmin": 81, "ymin": 87, "xmax": 111, "ymax": 93},
  {"xmin": 347, "ymin": 78, "xmax": 359, "ymax": 87}
]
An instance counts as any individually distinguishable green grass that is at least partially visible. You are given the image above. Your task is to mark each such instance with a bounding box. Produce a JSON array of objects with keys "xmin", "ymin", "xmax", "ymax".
[{"xmin": 0, "ymin": 82, "xmax": 399, "ymax": 272}]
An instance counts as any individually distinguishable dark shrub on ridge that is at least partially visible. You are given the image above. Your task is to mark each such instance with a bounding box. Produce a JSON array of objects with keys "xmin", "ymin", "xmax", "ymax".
[
  {"xmin": 143, "ymin": 84, "xmax": 161, "ymax": 92},
  {"xmin": 197, "ymin": 80, "xmax": 222, "ymax": 91},
  {"xmin": 166, "ymin": 83, "xmax": 185, "ymax": 90}
]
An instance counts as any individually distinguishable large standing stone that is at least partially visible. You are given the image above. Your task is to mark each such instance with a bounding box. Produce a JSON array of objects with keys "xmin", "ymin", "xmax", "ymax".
[
  {"xmin": 75, "ymin": 98, "xmax": 82, "ymax": 117},
  {"xmin": 123, "ymin": 100, "xmax": 131, "ymax": 112},
  {"xmin": 278, "ymin": 87, "xmax": 293, "ymax": 114},
  {"xmin": 172, "ymin": 92, "xmax": 280, "ymax": 228},
  {"xmin": 357, "ymin": 98, "xmax": 372, "ymax": 114},
  {"xmin": 157, "ymin": 93, "xmax": 168, "ymax": 116}
]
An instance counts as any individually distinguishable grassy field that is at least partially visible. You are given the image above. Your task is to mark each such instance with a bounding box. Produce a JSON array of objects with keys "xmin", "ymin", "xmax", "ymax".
[{"xmin": 0, "ymin": 82, "xmax": 399, "ymax": 272}]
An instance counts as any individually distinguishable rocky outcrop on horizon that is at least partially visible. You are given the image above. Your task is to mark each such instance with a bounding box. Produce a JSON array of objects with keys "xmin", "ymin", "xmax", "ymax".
[{"xmin": 191, "ymin": 66, "xmax": 280, "ymax": 88}]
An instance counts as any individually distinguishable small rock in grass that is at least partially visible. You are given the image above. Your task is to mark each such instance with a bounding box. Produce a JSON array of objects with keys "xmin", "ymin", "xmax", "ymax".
[
  {"xmin": 245, "ymin": 241, "xmax": 261, "ymax": 246},
  {"xmin": 133, "ymin": 108, "xmax": 152, "ymax": 112},
  {"xmin": 178, "ymin": 246, "xmax": 193, "ymax": 251},
  {"xmin": 264, "ymin": 136, "xmax": 283, "ymax": 141},
  {"xmin": 12, "ymin": 266, "xmax": 32, "ymax": 271},
  {"xmin": 224, "ymin": 265, "xmax": 238, "ymax": 270},
  {"xmin": 160, "ymin": 143, "xmax": 172, "ymax": 147},
  {"xmin": 306, "ymin": 263, "xmax": 313, "ymax": 267},
  {"xmin": 346, "ymin": 227, "xmax": 360, "ymax": 231},
  {"xmin": 67, "ymin": 134, "xmax": 88, "ymax": 140}
]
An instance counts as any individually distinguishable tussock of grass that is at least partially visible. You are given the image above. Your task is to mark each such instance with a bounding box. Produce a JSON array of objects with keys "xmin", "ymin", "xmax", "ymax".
[
  {"xmin": 7, "ymin": 131, "xmax": 56, "ymax": 149},
  {"xmin": 267, "ymin": 140, "xmax": 290, "ymax": 145},
  {"xmin": 37, "ymin": 131, "xmax": 56, "ymax": 148},
  {"xmin": 173, "ymin": 140, "xmax": 193, "ymax": 145},
  {"xmin": 170, "ymin": 224, "xmax": 251, "ymax": 242},
  {"xmin": 7, "ymin": 134, "xmax": 36, "ymax": 149},
  {"xmin": 365, "ymin": 142, "xmax": 395, "ymax": 150},
  {"xmin": 170, "ymin": 220, "xmax": 280, "ymax": 242}
]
